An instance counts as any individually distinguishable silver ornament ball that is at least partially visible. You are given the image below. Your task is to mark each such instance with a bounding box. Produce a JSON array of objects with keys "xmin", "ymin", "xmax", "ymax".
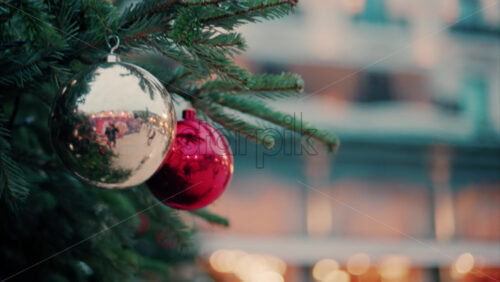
[{"xmin": 50, "ymin": 54, "xmax": 176, "ymax": 189}]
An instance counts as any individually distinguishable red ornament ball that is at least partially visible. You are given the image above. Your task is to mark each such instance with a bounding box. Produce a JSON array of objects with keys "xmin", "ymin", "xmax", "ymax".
[{"xmin": 146, "ymin": 109, "xmax": 233, "ymax": 210}]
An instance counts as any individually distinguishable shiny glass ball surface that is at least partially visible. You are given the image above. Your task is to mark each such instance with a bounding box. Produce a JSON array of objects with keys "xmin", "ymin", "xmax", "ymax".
[
  {"xmin": 50, "ymin": 57, "xmax": 176, "ymax": 189},
  {"xmin": 147, "ymin": 109, "xmax": 233, "ymax": 210}
]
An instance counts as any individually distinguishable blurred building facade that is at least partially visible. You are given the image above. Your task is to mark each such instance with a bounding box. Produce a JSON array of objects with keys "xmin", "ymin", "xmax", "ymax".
[{"xmin": 197, "ymin": 1, "xmax": 500, "ymax": 281}]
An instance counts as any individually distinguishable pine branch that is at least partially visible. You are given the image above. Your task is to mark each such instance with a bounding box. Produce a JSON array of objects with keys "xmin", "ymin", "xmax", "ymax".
[
  {"xmin": 198, "ymin": 73, "xmax": 303, "ymax": 98},
  {"xmin": 122, "ymin": 26, "xmax": 165, "ymax": 42},
  {"xmin": 82, "ymin": 0, "xmax": 120, "ymax": 34},
  {"xmin": 192, "ymin": 31, "xmax": 246, "ymax": 55},
  {"xmin": 138, "ymin": 256, "xmax": 171, "ymax": 279},
  {"xmin": 179, "ymin": 0, "xmax": 227, "ymax": 5},
  {"xmin": 121, "ymin": 0, "xmax": 177, "ymax": 29},
  {"xmin": 0, "ymin": 114, "xmax": 29, "ymax": 207},
  {"xmin": 189, "ymin": 209, "xmax": 229, "ymax": 227},
  {"xmin": 194, "ymin": 99, "xmax": 276, "ymax": 149},
  {"xmin": 189, "ymin": 46, "xmax": 249, "ymax": 83},
  {"xmin": 133, "ymin": 188, "xmax": 194, "ymax": 250},
  {"xmin": 0, "ymin": 40, "xmax": 26, "ymax": 51},
  {"xmin": 0, "ymin": 153, "xmax": 28, "ymax": 200},
  {"xmin": 0, "ymin": 53, "xmax": 44, "ymax": 87},
  {"xmin": 147, "ymin": 39, "xmax": 209, "ymax": 78},
  {"xmin": 151, "ymin": 208, "xmax": 194, "ymax": 250},
  {"xmin": 202, "ymin": 55, "xmax": 249, "ymax": 83},
  {"xmin": 200, "ymin": 0, "xmax": 298, "ymax": 29},
  {"xmin": 208, "ymin": 92, "xmax": 339, "ymax": 151},
  {"xmin": 13, "ymin": 0, "xmax": 52, "ymax": 40},
  {"xmin": 168, "ymin": 66, "xmax": 195, "ymax": 86},
  {"xmin": 86, "ymin": 5, "xmax": 111, "ymax": 34},
  {"xmin": 49, "ymin": 0, "xmax": 81, "ymax": 39},
  {"xmin": 166, "ymin": 85, "xmax": 197, "ymax": 102},
  {"xmin": 121, "ymin": 0, "xmax": 228, "ymax": 30},
  {"xmin": 8, "ymin": 95, "xmax": 20, "ymax": 128},
  {"xmin": 118, "ymin": 10, "xmax": 175, "ymax": 49}
]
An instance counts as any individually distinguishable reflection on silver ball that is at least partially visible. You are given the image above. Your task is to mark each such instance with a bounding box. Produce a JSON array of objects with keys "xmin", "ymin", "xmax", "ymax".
[{"xmin": 50, "ymin": 55, "xmax": 176, "ymax": 189}]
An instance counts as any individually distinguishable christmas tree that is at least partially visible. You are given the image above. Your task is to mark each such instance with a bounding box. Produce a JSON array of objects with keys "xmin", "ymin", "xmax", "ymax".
[{"xmin": 0, "ymin": 0, "xmax": 337, "ymax": 281}]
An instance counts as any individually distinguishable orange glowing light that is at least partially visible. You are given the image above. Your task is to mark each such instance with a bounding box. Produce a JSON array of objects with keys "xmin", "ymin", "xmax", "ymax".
[
  {"xmin": 323, "ymin": 270, "xmax": 350, "ymax": 282},
  {"xmin": 347, "ymin": 253, "xmax": 371, "ymax": 275},
  {"xmin": 312, "ymin": 259, "xmax": 340, "ymax": 281},
  {"xmin": 454, "ymin": 253, "xmax": 474, "ymax": 274},
  {"xmin": 378, "ymin": 255, "xmax": 411, "ymax": 280}
]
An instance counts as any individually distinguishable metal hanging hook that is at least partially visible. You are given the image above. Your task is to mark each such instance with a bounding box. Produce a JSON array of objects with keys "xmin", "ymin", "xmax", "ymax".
[{"xmin": 106, "ymin": 34, "xmax": 120, "ymax": 54}]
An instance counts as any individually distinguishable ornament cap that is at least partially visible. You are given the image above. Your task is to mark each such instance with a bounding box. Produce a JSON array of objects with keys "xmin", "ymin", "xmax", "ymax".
[
  {"xmin": 182, "ymin": 109, "xmax": 196, "ymax": 120},
  {"xmin": 107, "ymin": 54, "xmax": 120, "ymax": 63}
]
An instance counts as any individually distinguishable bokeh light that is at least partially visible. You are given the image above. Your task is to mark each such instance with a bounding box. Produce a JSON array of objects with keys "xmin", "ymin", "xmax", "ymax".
[
  {"xmin": 209, "ymin": 249, "xmax": 286, "ymax": 281},
  {"xmin": 323, "ymin": 270, "xmax": 351, "ymax": 282},
  {"xmin": 312, "ymin": 259, "xmax": 340, "ymax": 281},
  {"xmin": 378, "ymin": 255, "xmax": 411, "ymax": 280},
  {"xmin": 454, "ymin": 252, "xmax": 475, "ymax": 274},
  {"xmin": 347, "ymin": 253, "xmax": 371, "ymax": 275},
  {"xmin": 249, "ymin": 271, "xmax": 284, "ymax": 282}
]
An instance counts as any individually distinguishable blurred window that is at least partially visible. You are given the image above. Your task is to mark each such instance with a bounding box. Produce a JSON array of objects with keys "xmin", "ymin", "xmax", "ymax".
[
  {"xmin": 459, "ymin": 74, "xmax": 492, "ymax": 134},
  {"xmin": 199, "ymin": 177, "xmax": 304, "ymax": 236},
  {"xmin": 455, "ymin": 183, "xmax": 500, "ymax": 241},
  {"xmin": 330, "ymin": 179, "xmax": 431, "ymax": 238},
  {"xmin": 352, "ymin": 0, "xmax": 407, "ymax": 26},
  {"xmin": 357, "ymin": 72, "xmax": 395, "ymax": 102},
  {"xmin": 450, "ymin": 0, "xmax": 499, "ymax": 35}
]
